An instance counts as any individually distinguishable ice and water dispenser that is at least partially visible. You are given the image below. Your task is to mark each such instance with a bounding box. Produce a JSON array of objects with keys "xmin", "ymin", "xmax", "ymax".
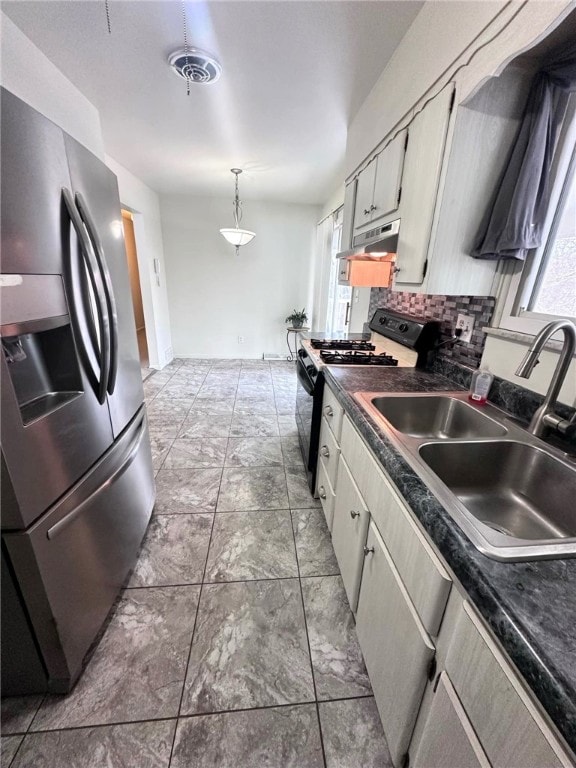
[{"xmin": 1, "ymin": 274, "xmax": 82, "ymax": 425}]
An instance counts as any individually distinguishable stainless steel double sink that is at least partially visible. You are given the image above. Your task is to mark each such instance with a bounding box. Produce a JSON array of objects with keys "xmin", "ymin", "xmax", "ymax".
[{"xmin": 354, "ymin": 392, "xmax": 576, "ymax": 561}]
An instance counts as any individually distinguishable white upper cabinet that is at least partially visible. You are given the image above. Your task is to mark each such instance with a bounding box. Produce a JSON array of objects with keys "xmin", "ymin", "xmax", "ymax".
[
  {"xmin": 393, "ymin": 84, "xmax": 454, "ymax": 286},
  {"xmin": 353, "ymin": 158, "xmax": 377, "ymax": 230},
  {"xmin": 371, "ymin": 128, "xmax": 406, "ymax": 223},
  {"xmin": 353, "ymin": 129, "xmax": 406, "ymax": 232},
  {"xmin": 341, "ymin": 180, "xmax": 356, "ymax": 252}
]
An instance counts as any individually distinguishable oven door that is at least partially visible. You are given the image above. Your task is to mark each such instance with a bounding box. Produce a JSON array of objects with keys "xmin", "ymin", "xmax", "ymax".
[{"xmin": 295, "ymin": 349, "xmax": 324, "ymax": 492}]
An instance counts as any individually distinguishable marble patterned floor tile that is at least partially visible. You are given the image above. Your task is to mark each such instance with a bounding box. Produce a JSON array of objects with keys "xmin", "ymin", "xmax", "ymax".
[
  {"xmin": 281, "ymin": 436, "xmax": 304, "ymax": 467},
  {"xmin": 1, "ymin": 735, "xmax": 23, "ymax": 766},
  {"xmin": 143, "ymin": 379, "xmax": 165, "ymax": 400},
  {"xmin": 225, "ymin": 437, "xmax": 283, "ymax": 467},
  {"xmin": 148, "ymin": 433, "xmax": 173, "ymax": 470},
  {"xmin": 196, "ymin": 384, "xmax": 238, "ymax": 399},
  {"xmin": 319, "ymin": 697, "xmax": 392, "ymax": 768},
  {"xmin": 154, "ymin": 381, "xmax": 201, "ymax": 399},
  {"xmin": 286, "ymin": 466, "xmax": 321, "ymax": 508},
  {"xmin": 188, "ymin": 398, "xmax": 235, "ymax": 415},
  {"xmin": 181, "ymin": 579, "xmax": 314, "ymax": 714},
  {"xmin": 217, "ymin": 467, "xmax": 289, "ymax": 511},
  {"xmin": 230, "ymin": 413, "xmax": 279, "ymax": 437},
  {"xmin": 234, "ymin": 397, "xmax": 277, "ymax": 415},
  {"xmin": 278, "ymin": 415, "xmax": 298, "ymax": 437},
  {"xmin": 236, "ymin": 383, "xmax": 274, "ymax": 396},
  {"xmin": 205, "ymin": 510, "xmax": 298, "ymax": 582},
  {"xmin": 178, "ymin": 410, "xmax": 232, "ymax": 438},
  {"xmin": 129, "ymin": 513, "xmax": 213, "ymax": 587},
  {"xmin": 171, "ymin": 704, "xmax": 323, "ymax": 768},
  {"xmin": 154, "ymin": 468, "xmax": 222, "ymax": 514},
  {"xmin": 163, "ymin": 438, "xmax": 228, "ymax": 468},
  {"xmin": 301, "ymin": 575, "xmax": 371, "ymax": 700},
  {"xmin": 291, "ymin": 509, "xmax": 339, "ymax": 577},
  {"xmin": 146, "ymin": 399, "xmax": 193, "ymax": 432},
  {"xmin": 147, "ymin": 372, "xmax": 173, "ymax": 386},
  {"xmin": 1, "ymin": 696, "xmax": 44, "ymax": 735},
  {"xmin": 12, "ymin": 720, "xmax": 175, "ymax": 768},
  {"xmin": 31, "ymin": 587, "xmax": 199, "ymax": 730}
]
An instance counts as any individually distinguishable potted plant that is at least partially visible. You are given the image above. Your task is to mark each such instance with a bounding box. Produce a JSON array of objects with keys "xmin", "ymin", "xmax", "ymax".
[{"xmin": 285, "ymin": 308, "xmax": 308, "ymax": 329}]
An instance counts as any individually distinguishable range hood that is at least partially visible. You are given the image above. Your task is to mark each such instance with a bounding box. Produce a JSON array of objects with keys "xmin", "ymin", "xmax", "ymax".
[{"xmin": 337, "ymin": 218, "xmax": 400, "ymax": 260}]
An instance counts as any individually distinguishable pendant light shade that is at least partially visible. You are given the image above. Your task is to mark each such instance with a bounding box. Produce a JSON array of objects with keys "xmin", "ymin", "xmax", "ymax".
[
  {"xmin": 220, "ymin": 168, "xmax": 255, "ymax": 254},
  {"xmin": 219, "ymin": 228, "xmax": 256, "ymax": 247}
]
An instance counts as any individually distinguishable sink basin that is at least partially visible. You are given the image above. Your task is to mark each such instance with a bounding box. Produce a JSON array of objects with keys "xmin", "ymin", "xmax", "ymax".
[
  {"xmin": 353, "ymin": 390, "xmax": 576, "ymax": 560},
  {"xmin": 419, "ymin": 441, "xmax": 576, "ymax": 541},
  {"xmin": 370, "ymin": 395, "xmax": 507, "ymax": 439}
]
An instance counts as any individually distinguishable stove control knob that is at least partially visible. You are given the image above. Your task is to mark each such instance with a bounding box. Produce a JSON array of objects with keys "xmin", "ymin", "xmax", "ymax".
[{"xmin": 398, "ymin": 323, "xmax": 409, "ymax": 333}]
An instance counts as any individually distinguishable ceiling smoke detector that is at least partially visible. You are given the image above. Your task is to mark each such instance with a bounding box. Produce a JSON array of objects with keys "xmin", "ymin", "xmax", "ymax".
[{"xmin": 168, "ymin": 48, "xmax": 222, "ymax": 84}]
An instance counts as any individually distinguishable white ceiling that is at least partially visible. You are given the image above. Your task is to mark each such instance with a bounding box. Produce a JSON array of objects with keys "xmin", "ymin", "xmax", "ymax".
[{"xmin": 2, "ymin": 0, "xmax": 423, "ymax": 204}]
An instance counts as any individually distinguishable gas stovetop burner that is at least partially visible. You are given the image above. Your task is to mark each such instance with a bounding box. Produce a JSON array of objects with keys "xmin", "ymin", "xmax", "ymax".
[
  {"xmin": 310, "ymin": 339, "xmax": 375, "ymax": 351},
  {"xmin": 319, "ymin": 350, "xmax": 398, "ymax": 366}
]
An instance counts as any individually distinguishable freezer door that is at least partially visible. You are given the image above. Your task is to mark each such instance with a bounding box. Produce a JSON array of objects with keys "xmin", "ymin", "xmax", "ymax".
[
  {"xmin": 64, "ymin": 136, "xmax": 143, "ymax": 438},
  {"xmin": 1, "ymin": 88, "xmax": 71, "ymax": 275},
  {"xmin": 1, "ymin": 274, "xmax": 114, "ymax": 531},
  {"xmin": 2, "ymin": 408, "xmax": 154, "ymax": 693}
]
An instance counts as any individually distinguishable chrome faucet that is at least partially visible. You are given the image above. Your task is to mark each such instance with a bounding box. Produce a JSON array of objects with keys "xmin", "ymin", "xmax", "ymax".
[{"xmin": 515, "ymin": 319, "xmax": 576, "ymax": 438}]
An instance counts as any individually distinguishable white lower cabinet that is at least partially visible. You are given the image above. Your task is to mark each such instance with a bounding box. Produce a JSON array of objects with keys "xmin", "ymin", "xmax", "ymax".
[
  {"xmin": 315, "ymin": 457, "xmax": 335, "ymax": 530},
  {"xmin": 443, "ymin": 602, "xmax": 571, "ymax": 768},
  {"xmin": 356, "ymin": 521, "xmax": 435, "ymax": 767},
  {"xmin": 413, "ymin": 672, "xmax": 491, "ymax": 768},
  {"xmin": 331, "ymin": 456, "xmax": 369, "ymax": 611}
]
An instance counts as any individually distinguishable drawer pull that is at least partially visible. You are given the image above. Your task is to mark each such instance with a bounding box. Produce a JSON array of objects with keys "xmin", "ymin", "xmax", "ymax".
[
  {"xmin": 320, "ymin": 445, "xmax": 330, "ymax": 458},
  {"xmin": 350, "ymin": 510, "xmax": 360, "ymax": 519},
  {"xmin": 363, "ymin": 545, "xmax": 375, "ymax": 556},
  {"xmin": 318, "ymin": 486, "xmax": 327, "ymax": 500},
  {"xmin": 324, "ymin": 405, "xmax": 334, "ymax": 417}
]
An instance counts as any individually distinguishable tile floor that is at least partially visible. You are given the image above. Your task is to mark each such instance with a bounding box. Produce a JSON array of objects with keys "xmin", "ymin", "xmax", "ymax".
[{"xmin": 1, "ymin": 358, "xmax": 391, "ymax": 768}]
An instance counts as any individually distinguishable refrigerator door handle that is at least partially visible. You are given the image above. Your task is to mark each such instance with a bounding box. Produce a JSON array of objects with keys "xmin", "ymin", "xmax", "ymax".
[
  {"xmin": 46, "ymin": 411, "xmax": 147, "ymax": 541},
  {"xmin": 75, "ymin": 192, "xmax": 119, "ymax": 396},
  {"xmin": 62, "ymin": 187, "xmax": 111, "ymax": 405}
]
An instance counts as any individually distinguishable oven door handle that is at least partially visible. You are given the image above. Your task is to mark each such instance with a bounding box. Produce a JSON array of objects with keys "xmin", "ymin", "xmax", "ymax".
[{"xmin": 296, "ymin": 357, "xmax": 315, "ymax": 396}]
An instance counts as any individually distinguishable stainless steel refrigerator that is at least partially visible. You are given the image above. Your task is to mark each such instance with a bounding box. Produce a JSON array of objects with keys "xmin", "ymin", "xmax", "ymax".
[{"xmin": 1, "ymin": 88, "xmax": 155, "ymax": 695}]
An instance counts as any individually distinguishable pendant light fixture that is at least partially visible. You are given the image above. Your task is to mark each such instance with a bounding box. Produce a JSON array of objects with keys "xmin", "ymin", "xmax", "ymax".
[{"xmin": 219, "ymin": 169, "xmax": 256, "ymax": 255}]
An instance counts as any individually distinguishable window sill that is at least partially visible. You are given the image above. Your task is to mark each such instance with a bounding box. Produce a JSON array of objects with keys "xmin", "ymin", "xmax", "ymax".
[{"xmin": 484, "ymin": 326, "xmax": 576, "ymax": 357}]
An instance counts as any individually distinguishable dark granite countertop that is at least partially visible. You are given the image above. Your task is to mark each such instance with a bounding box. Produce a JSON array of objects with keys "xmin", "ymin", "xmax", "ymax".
[{"xmin": 324, "ymin": 365, "xmax": 576, "ymax": 757}]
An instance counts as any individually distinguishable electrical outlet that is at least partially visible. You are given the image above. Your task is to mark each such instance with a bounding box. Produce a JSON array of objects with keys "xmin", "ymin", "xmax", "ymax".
[
  {"xmin": 456, "ymin": 313, "xmax": 474, "ymax": 344},
  {"xmin": 238, "ymin": 335, "xmax": 245, "ymax": 344}
]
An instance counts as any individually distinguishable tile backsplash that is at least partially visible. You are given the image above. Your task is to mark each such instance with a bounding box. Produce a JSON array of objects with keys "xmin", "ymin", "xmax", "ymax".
[{"xmin": 367, "ymin": 288, "xmax": 496, "ymax": 368}]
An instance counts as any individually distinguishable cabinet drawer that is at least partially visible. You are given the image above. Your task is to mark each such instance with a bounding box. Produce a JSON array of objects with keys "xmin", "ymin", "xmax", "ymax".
[
  {"xmin": 341, "ymin": 416, "xmax": 451, "ymax": 635},
  {"xmin": 321, "ymin": 386, "xmax": 344, "ymax": 442},
  {"xmin": 318, "ymin": 415, "xmax": 340, "ymax": 489},
  {"xmin": 316, "ymin": 457, "xmax": 336, "ymax": 531},
  {"xmin": 445, "ymin": 602, "xmax": 571, "ymax": 768},
  {"xmin": 357, "ymin": 521, "xmax": 435, "ymax": 767},
  {"xmin": 331, "ymin": 457, "xmax": 369, "ymax": 612}
]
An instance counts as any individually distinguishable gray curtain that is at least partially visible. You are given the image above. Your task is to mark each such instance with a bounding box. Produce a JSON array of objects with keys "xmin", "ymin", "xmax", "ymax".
[{"xmin": 472, "ymin": 40, "xmax": 576, "ymax": 261}]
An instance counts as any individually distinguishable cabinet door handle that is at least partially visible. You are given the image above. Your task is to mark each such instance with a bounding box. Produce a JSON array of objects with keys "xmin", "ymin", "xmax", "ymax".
[
  {"xmin": 370, "ymin": 204, "xmax": 377, "ymax": 211},
  {"xmin": 318, "ymin": 486, "xmax": 327, "ymax": 500},
  {"xmin": 320, "ymin": 445, "xmax": 330, "ymax": 458},
  {"xmin": 363, "ymin": 545, "xmax": 375, "ymax": 556},
  {"xmin": 350, "ymin": 510, "xmax": 360, "ymax": 519},
  {"xmin": 324, "ymin": 405, "xmax": 333, "ymax": 417},
  {"xmin": 363, "ymin": 208, "xmax": 370, "ymax": 216}
]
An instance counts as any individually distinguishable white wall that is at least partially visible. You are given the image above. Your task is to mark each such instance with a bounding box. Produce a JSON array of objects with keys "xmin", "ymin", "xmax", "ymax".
[
  {"xmin": 0, "ymin": 12, "xmax": 103, "ymax": 157},
  {"xmin": 161, "ymin": 195, "xmax": 319, "ymax": 358},
  {"xmin": 482, "ymin": 332, "xmax": 576, "ymax": 407},
  {"xmin": 106, "ymin": 156, "xmax": 173, "ymax": 369}
]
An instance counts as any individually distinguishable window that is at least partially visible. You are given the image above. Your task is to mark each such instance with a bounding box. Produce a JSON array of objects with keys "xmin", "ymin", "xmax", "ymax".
[
  {"xmin": 499, "ymin": 98, "xmax": 576, "ymax": 334},
  {"xmin": 325, "ymin": 209, "xmax": 352, "ymax": 333}
]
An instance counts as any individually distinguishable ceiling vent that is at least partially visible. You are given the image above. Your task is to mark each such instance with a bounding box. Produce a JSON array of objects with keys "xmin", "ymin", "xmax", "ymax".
[{"xmin": 168, "ymin": 48, "xmax": 222, "ymax": 84}]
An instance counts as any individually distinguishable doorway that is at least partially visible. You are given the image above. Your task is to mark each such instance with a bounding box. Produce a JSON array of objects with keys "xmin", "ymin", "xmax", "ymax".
[{"xmin": 121, "ymin": 209, "xmax": 149, "ymax": 368}]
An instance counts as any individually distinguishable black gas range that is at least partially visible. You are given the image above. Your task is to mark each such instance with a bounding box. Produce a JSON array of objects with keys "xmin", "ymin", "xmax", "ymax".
[{"xmin": 295, "ymin": 309, "xmax": 440, "ymax": 492}]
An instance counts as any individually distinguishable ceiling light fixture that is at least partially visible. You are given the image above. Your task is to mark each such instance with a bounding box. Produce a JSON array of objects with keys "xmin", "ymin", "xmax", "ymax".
[{"xmin": 220, "ymin": 169, "xmax": 256, "ymax": 255}]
